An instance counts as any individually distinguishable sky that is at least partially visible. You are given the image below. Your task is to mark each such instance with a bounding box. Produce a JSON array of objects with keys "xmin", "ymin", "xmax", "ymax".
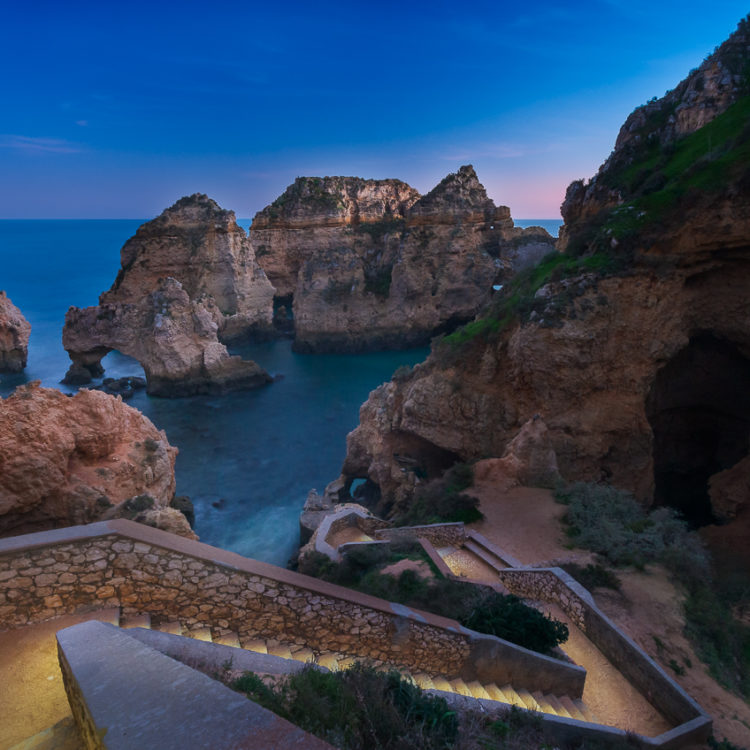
[{"xmin": 0, "ymin": 1, "xmax": 747, "ymax": 220}]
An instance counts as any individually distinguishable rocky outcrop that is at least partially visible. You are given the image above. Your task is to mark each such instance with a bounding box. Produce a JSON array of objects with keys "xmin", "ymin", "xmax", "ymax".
[
  {"xmin": 250, "ymin": 167, "xmax": 555, "ymax": 352},
  {"xmin": 0, "ymin": 291, "xmax": 30, "ymax": 372},
  {"xmin": 0, "ymin": 382, "xmax": 194, "ymax": 538},
  {"xmin": 63, "ymin": 195, "xmax": 274, "ymax": 396},
  {"xmin": 64, "ymin": 277, "xmax": 271, "ymax": 397},
  {"xmin": 336, "ymin": 18, "xmax": 750, "ymax": 528},
  {"xmin": 559, "ymin": 16, "xmax": 750, "ymax": 253}
]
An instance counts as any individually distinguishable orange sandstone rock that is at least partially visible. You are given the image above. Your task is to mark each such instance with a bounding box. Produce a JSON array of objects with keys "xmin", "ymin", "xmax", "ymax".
[{"xmin": 0, "ymin": 383, "xmax": 194, "ymax": 538}]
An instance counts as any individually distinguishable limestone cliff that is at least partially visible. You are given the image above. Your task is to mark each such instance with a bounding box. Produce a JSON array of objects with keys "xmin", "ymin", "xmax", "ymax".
[
  {"xmin": 0, "ymin": 291, "xmax": 30, "ymax": 373},
  {"xmin": 0, "ymin": 382, "xmax": 194, "ymax": 538},
  {"xmin": 337, "ymin": 17, "xmax": 750, "ymax": 529},
  {"xmin": 63, "ymin": 195, "xmax": 274, "ymax": 396},
  {"xmin": 250, "ymin": 167, "xmax": 555, "ymax": 352}
]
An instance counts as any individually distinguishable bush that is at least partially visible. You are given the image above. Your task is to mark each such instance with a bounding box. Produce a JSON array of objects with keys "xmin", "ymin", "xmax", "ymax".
[
  {"xmin": 556, "ymin": 481, "xmax": 709, "ymax": 578},
  {"xmin": 393, "ymin": 463, "xmax": 482, "ymax": 526},
  {"xmin": 232, "ymin": 663, "xmax": 458, "ymax": 750},
  {"xmin": 301, "ymin": 545, "xmax": 568, "ymax": 656},
  {"xmin": 560, "ymin": 563, "xmax": 621, "ymax": 592}
]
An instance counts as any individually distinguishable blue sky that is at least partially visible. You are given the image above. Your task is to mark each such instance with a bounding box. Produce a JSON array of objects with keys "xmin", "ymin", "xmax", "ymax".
[{"xmin": 0, "ymin": 1, "xmax": 747, "ymax": 219}]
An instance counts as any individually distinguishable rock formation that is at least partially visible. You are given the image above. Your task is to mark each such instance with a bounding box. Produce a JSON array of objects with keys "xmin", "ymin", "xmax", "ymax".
[
  {"xmin": 0, "ymin": 291, "xmax": 30, "ymax": 372},
  {"xmin": 0, "ymin": 382, "xmax": 194, "ymax": 539},
  {"xmin": 250, "ymin": 167, "xmax": 555, "ymax": 352},
  {"xmin": 63, "ymin": 195, "xmax": 274, "ymax": 396},
  {"xmin": 335, "ymin": 18, "xmax": 750, "ymax": 528}
]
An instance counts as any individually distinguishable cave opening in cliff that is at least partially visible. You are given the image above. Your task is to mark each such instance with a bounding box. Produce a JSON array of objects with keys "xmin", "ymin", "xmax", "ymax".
[{"xmin": 646, "ymin": 333, "xmax": 750, "ymax": 527}]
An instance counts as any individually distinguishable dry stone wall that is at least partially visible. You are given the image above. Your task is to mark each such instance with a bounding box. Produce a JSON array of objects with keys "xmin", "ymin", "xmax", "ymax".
[
  {"xmin": 374, "ymin": 522, "xmax": 466, "ymax": 547},
  {"xmin": 0, "ymin": 525, "xmax": 467, "ymax": 676}
]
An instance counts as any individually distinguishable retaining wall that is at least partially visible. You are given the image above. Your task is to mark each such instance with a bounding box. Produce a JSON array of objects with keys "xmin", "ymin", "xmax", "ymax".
[{"xmin": 0, "ymin": 520, "xmax": 583, "ymax": 696}]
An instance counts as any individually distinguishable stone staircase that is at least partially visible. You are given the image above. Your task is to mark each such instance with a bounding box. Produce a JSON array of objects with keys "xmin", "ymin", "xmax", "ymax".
[{"xmin": 118, "ymin": 608, "xmax": 596, "ymax": 723}]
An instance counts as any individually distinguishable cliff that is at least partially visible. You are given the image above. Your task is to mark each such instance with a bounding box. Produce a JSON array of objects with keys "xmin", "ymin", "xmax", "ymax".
[
  {"xmin": 63, "ymin": 195, "xmax": 274, "ymax": 396},
  {"xmin": 0, "ymin": 382, "xmax": 194, "ymax": 538},
  {"xmin": 250, "ymin": 167, "xmax": 556, "ymax": 352},
  {"xmin": 336, "ymin": 17, "xmax": 750, "ymax": 530},
  {"xmin": 0, "ymin": 291, "xmax": 30, "ymax": 372}
]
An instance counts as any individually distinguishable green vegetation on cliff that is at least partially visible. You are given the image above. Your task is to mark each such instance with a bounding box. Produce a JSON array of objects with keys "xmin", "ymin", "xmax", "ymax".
[
  {"xmin": 557, "ymin": 482, "xmax": 750, "ymax": 699},
  {"xmin": 569, "ymin": 93, "xmax": 750, "ymax": 256},
  {"xmin": 300, "ymin": 542, "xmax": 568, "ymax": 656}
]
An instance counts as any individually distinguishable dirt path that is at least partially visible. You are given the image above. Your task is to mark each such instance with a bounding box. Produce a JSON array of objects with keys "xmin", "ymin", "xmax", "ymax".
[{"xmin": 467, "ymin": 480, "xmax": 750, "ymax": 748}]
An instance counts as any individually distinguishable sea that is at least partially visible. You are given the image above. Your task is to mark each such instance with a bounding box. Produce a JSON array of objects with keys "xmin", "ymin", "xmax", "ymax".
[{"xmin": 0, "ymin": 218, "xmax": 561, "ymax": 566}]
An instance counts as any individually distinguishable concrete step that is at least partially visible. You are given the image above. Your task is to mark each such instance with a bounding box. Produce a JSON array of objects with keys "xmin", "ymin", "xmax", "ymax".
[
  {"xmin": 484, "ymin": 683, "xmax": 507, "ymax": 702},
  {"xmin": 316, "ymin": 652, "xmax": 339, "ymax": 670},
  {"xmin": 501, "ymin": 684, "xmax": 526, "ymax": 707},
  {"xmin": 214, "ymin": 632, "xmax": 240, "ymax": 648},
  {"xmin": 463, "ymin": 540, "xmax": 506, "ymax": 573},
  {"xmin": 431, "ymin": 676, "xmax": 453, "ymax": 692},
  {"xmin": 516, "ymin": 688, "xmax": 542, "ymax": 712},
  {"xmin": 291, "ymin": 648, "xmax": 314, "ymax": 663},
  {"xmin": 466, "ymin": 680, "xmax": 491, "ymax": 700},
  {"xmin": 532, "ymin": 691, "xmax": 556, "ymax": 715},
  {"xmin": 187, "ymin": 626, "xmax": 213, "ymax": 642},
  {"xmin": 545, "ymin": 693, "xmax": 571, "ymax": 719},
  {"xmin": 575, "ymin": 698, "xmax": 596, "ymax": 723},
  {"xmin": 155, "ymin": 620, "xmax": 182, "ymax": 636},
  {"xmin": 449, "ymin": 678, "xmax": 473, "ymax": 697},
  {"xmin": 120, "ymin": 613, "xmax": 151, "ymax": 629},
  {"xmin": 559, "ymin": 695, "xmax": 586, "ymax": 721},
  {"xmin": 267, "ymin": 643, "xmax": 292, "ymax": 660},
  {"xmin": 413, "ymin": 673, "xmax": 435, "ymax": 690},
  {"xmin": 243, "ymin": 638, "xmax": 268, "ymax": 654}
]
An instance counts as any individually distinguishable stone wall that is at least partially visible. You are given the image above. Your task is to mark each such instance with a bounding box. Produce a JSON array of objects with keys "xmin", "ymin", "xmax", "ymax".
[
  {"xmin": 0, "ymin": 520, "xmax": 583, "ymax": 695},
  {"xmin": 495, "ymin": 566, "xmax": 706, "ymax": 730},
  {"xmin": 374, "ymin": 522, "xmax": 466, "ymax": 547}
]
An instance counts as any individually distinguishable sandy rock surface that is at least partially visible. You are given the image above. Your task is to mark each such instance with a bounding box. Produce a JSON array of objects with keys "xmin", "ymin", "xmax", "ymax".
[
  {"xmin": 0, "ymin": 382, "xmax": 193, "ymax": 538},
  {"xmin": 0, "ymin": 291, "xmax": 30, "ymax": 373}
]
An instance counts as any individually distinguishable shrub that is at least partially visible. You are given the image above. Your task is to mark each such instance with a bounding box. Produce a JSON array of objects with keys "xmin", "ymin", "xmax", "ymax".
[
  {"xmin": 393, "ymin": 463, "xmax": 482, "ymax": 526},
  {"xmin": 233, "ymin": 663, "xmax": 458, "ymax": 750},
  {"xmin": 302, "ymin": 545, "xmax": 568, "ymax": 656},
  {"xmin": 560, "ymin": 562, "xmax": 621, "ymax": 592}
]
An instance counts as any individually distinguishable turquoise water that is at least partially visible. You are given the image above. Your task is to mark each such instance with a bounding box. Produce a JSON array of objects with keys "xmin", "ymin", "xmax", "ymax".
[{"xmin": 0, "ymin": 217, "xmax": 558, "ymax": 565}]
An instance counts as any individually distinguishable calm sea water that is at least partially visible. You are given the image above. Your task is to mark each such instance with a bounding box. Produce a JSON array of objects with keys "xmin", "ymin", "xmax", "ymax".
[{"xmin": 0, "ymin": 218, "xmax": 558, "ymax": 564}]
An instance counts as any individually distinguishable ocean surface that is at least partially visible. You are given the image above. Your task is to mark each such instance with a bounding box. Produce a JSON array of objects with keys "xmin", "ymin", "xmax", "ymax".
[{"xmin": 0, "ymin": 218, "xmax": 560, "ymax": 565}]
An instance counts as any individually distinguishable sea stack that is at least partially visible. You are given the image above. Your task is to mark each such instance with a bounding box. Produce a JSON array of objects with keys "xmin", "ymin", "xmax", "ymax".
[
  {"xmin": 250, "ymin": 166, "xmax": 556, "ymax": 352},
  {"xmin": 0, "ymin": 291, "xmax": 31, "ymax": 372},
  {"xmin": 62, "ymin": 194, "xmax": 275, "ymax": 396}
]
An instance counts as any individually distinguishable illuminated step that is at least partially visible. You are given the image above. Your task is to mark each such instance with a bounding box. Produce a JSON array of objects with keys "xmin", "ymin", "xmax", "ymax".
[
  {"xmin": 501, "ymin": 685, "xmax": 526, "ymax": 707},
  {"xmin": 484, "ymin": 683, "xmax": 509, "ymax": 702},
  {"xmin": 243, "ymin": 638, "xmax": 267, "ymax": 654},
  {"xmin": 291, "ymin": 648, "xmax": 315, "ymax": 663},
  {"xmin": 466, "ymin": 681, "xmax": 491, "ymax": 700},
  {"xmin": 449, "ymin": 678, "xmax": 473, "ymax": 697},
  {"xmin": 545, "ymin": 694, "xmax": 571, "ymax": 718},
  {"xmin": 120, "ymin": 613, "xmax": 151, "ymax": 629},
  {"xmin": 413, "ymin": 673, "xmax": 435, "ymax": 690},
  {"xmin": 559, "ymin": 695, "xmax": 586, "ymax": 721},
  {"xmin": 214, "ymin": 632, "xmax": 240, "ymax": 648},
  {"xmin": 516, "ymin": 688, "xmax": 542, "ymax": 712},
  {"xmin": 267, "ymin": 643, "xmax": 292, "ymax": 659},
  {"xmin": 188, "ymin": 626, "xmax": 213, "ymax": 642},
  {"xmin": 431, "ymin": 676, "xmax": 453, "ymax": 692},
  {"xmin": 532, "ymin": 691, "xmax": 557, "ymax": 715},
  {"xmin": 155, "ymin": 620, "xmax": 182, "ymax": 636},
  {"xmin": 316, "ymin": 652, "xmax": 339, "ymax": 670}
]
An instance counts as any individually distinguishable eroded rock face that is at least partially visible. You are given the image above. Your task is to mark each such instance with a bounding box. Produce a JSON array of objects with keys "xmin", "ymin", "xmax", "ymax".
[
  {"xmin": 64, "ymin": 277, "xmax": 271, "ymax": 397},
  {"xmin": 0, "ymin": 291, "xmax": 30, "ymax": 372},
  {"xmin": 0, "ymin": 382, "xmax": 194, "ymax": 538},
  {"xmin": 250, "ymin": 166, "xmax": 556, "ymax": 352},
  {"xmin": 337, "ymin": 19, "xmax": 750, "ymax": 528},
  {"xmin": 63, "ymin": 195, "xmax": 274, "ymax": 396}
]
